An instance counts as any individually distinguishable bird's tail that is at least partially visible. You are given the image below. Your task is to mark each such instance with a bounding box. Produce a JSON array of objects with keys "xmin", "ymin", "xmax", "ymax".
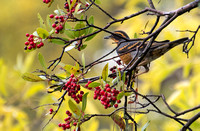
[
  {"xmin": 167, "ymin": 37, "xmax": 189, "ymax": 48},
  {"xmin": 156, "ymin": 37, "xmax": 189, "ymax": 50}
]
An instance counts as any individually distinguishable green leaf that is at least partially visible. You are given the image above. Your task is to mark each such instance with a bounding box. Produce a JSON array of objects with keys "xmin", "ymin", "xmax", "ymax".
[
  {"xmin": 124, "ymin": 92, "xmax": 132, "ymax": 96},
  {"xmin": 117, "ymin": 91, "xmax": 124, "ymax": 100},
  {"xmin": 95, "ymin": 0, "xmax": 101, "ymax": 4},
  {"xmin": 37, "ymin": 13, "xmax": 46, "ymax": 29},
  {"xmin": 74, "ymin": 62, "xmax": 80, "ymax": 71},
  {"xmin": 134, "ymin": 33, "xmax": 137, "ymax": 38},
  {"xmin": 67, "ymin": 0, "xmax": 71, "ymax": 10},
  {"xmin": 88, "ymin": 16, "xmax": 94, "ymax": 25},
  {"xmin": 141, "ymin": 121, "xmax": 150, "ymax": 131},
  {"xmin": 74, "ymin": 23, "xmax": 86, "ymax": 37},
  {"xmin": 85, "ymin": 30, "xmax": 97, "ymax": 41},
  {"xmin": 38, "ymin": 52, "xmax": 47, "ymax": 70},
  {"xmin": 22, "ymin": 72, "xmax": 44, "ymax": 82},
  {"xmin": 50, "ymin": 38, "xmax": 69, "ymax": 45},
  {"xmin": 111, "ymin": 113, "xmax": 125, "ymax": 130},
  {"xmin": 70, "ymin": 0, "xmax": 77, "ymax": 10},
  {"xmin": 36, "ymin": 27, "xmax": 49, "ymax": 39},
  {"xmin": 118, "ymin": 68, "xmax": 121, "ymax": 80},
  {"xmin": 65, "ymin": 22, "xmax": 75, "ymax": 39},
  {"xmin": 46, "ymin": 15, "xmax": 53, "ymax": 30},
  {"xmin": 82, "ymin": 53, "xmax": 85, "ymax": 69},
  {"xmin": 79, "ymin": 44, "xmax": 87, "ymax": 51},
  {"xmin": 63, "ymin": 64, "xmax": 73, "ymax": 75},
  {"xmin": 122, "ymin": 72, "xmax": 126, "ymax": 83},
  {"xmin": 68, "ymin": 99, "xmax": 81, "ymax": 116},
  {"xmin": 82, "ymin": 92, "xmax": 89, "ymax": 112},
  {"xmin": 88, "ymin": 82, "xmax": 101, "ymax": 88},
  {"xmin": 102, "ymin": 63, "xmax": 109, "ymax": 82}
]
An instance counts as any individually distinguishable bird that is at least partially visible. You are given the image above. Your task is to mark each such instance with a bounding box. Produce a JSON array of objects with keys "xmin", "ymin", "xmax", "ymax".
[{"xmin": 104, "ymin": 30, "xmax": 189, "ymax": 75}]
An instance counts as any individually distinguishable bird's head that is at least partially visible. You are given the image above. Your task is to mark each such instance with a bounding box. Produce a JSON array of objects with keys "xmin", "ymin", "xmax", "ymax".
[{"xmin": 104, "ymin": 30, "xmax": 130, "ymax": 43}]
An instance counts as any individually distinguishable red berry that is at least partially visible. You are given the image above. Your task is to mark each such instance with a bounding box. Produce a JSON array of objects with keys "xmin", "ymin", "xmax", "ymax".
[
  {"xmin": 70, "ymin": 74, "xmax": 74, "ymax": 78},
  {"xmin": 101, "ymin": 96, "xmax": 107, "ymax": 101},
  {"xmin": 37, "ymin": 44, "xmax": 41, "ymax": 48},
  {"xmin": 49, "ymin": 108, "xmax": 53, "ymax": 112},
  {"xmin": 32, "ymin": 43, "xmax": 36, "ymax": 48},
  {"xmin": 88, "ymin": 81, "xmax": 92, "ymax": 84},
  {"xmin": 40, "ymin": 42, "xmax": 44, "ymax": 46},
  {"xmin": 49, "ymin": 14, "xmax": 54, "ymax": 18},
  {"xmin": 28, "ymin": 46, "xmax": 32, "ymax": 50},
  {"xmin": 25, "ymin": 41, "xmax": 29, "ymax": 45},
  {"xmin": 85, "ymin": 83, "xmax": 88, "ymax": 87},
  {"xmin": 73, "ymin": 122, "xmax": 77, "ymax": 126},
  {"xmin": 106, "ymin": 88, "xmax": 111, "ymax": 92},
  {"xmin": 100, "ymin": 90, "xmax": 105, "ymax": 95},
  {"xmin": 111, "ymin": 88, "xmax": 116, "ymax": 93},
  {"xmin": 68, "ymin": 113, "xmax": 72, "ymax": 116},
  {"xmin": 52, "ymin": 23, "xmax": 56, "ymax": 28},
  {"xmin": 59, "ymin": 25, "xmax": 63, "ymax": 30},
  {"xmin": 30, "ymin": 41, "xmax": 34, "ymax": 45},
  {"xmin": 112, "ymin": 97, "xmax": 117, "ymax": 101},
  {"xmin": 58, "ymin": 123, "xmax": 62, "ymax": 127},
  {"xmin": 29, "ymin": 34, "xmax": 34, "ymax": 38},
  {"xmin": 114, "ymin": 104, "xmax": 118, "ymax": 108},
  {"xmin": 66, "ymin": 110, "xmax": 70, "ymax": 115},
  {"xmin": 66, "ymin": 124, "xmax": 71, "ymax": 129},
  {"xmin": 55, "ymin": 30, "xmax": 59, "ymax": 34},
  {"xmin": 95, "ymin": 86, "xmax": 100, "ymax": 90},
  {"xmin": 55, "ymin": 16, "xmax": 59, "ymax": 19},
  {"xmin": 107, "ymin": 93, "xmax": 111, "ymax": 97},
  {"xmin": 93, "ymin": 95, "xmax": 97, "ymax": 99},
  {"xmin": 26, "ymin": 33, "xmax": 30, "ymax": 37},
  {"xmin": 105, "ymin": 84, "xmax": 110, "ymax": 88},
  {"xmin": 88, "ymin": 87, "xmax": 92, "ymax": 90},
  {"xmin": 85, "ymin": 3, "xmax": 89, "ymax": 7},
  {"xmin": 59, "ymin": 15, "xmax": 64, "ymax": 19},
  {"xmin": 28, "ymin": 37, "xmax": 33, "ymax": 42},
  {"xmin": 55, "ymin": 26, "xmax": 60, "ymax": 30},
  {"xmin": 80, "ymin": 91, "xmax": 84, "ymax": 94},
  {"xmin": 117, "ymin": 100, "xmax": 121, "ymax": 103},
  {"xmin": 75, "ymin": 99, "xmax": 80, "ymax": 104},
  {"xmin": 64, "ymin": 117, "xmax": 70, "ymax": 121}
]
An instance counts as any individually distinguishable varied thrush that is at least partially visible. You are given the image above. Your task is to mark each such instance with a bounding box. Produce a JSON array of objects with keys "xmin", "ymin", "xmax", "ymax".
[{"xmin": 104, "ymin": 30, "xmax": 188, "ymax": 74}]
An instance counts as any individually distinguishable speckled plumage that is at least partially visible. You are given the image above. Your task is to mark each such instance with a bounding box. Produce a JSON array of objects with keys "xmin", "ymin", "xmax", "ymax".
[{"xmin": 105, "ymin": 30, "xmax": 188, "ymax": 73}]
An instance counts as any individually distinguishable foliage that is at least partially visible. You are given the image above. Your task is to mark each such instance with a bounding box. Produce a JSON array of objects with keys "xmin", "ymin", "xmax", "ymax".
[{"xmin": 1, "ymin": 0, "xmax": 200, "ymax": 131}]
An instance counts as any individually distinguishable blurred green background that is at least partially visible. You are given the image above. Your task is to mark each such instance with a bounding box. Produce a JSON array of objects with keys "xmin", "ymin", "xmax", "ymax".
[{"xmin": 0, "ymin": 0, "xmax": 200, "ymax": 131}]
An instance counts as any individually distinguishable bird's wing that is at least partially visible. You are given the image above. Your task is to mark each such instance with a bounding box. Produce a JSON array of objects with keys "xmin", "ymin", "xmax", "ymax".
[
  {"xmin": 117, "ymin": 41, "xmax": 143, "ymax": 54},
  {"xmin": 117, "ymin": 40, "xmax": 175, "ymax": 54}
]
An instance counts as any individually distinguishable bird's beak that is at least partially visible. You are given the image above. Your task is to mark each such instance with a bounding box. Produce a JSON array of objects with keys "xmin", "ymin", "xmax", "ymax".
[{"xmin": 104, "ymin": 35, "xmax": 111, "ymax": 39}]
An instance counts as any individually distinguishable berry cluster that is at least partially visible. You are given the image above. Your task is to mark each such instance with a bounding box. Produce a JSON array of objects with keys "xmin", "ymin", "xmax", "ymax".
[
  {"xmin": 58, "ymin": 110, "xmax": 78, "ymax": 130},
  {"xmin": 109, "ymin": 66, "xmax": 122, "ymax": 79},
  {"xmin": 64, "ymin": 0, "xmax": 89, "ymax": 14},
  {"xmin": 43, "ymin": 0, "xmax": 51, "ymax": 4},
  {"xmin": 93, "ymin": 84, "xmax": 121, "ymax": 109},
  {"xmin": 64, "ymin": 74, "xmax": 84, "ymax": 104},
  {"xmin": 24, "ymin": 33, "xmax": 44, "ymax": 50},
  {"xmin": 49, "ymin": 14, "xmax": 65, "ymax": 34}
]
